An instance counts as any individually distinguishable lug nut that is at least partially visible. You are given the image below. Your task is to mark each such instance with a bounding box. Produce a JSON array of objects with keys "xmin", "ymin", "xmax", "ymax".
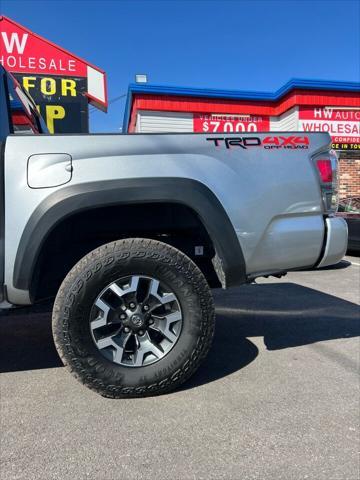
[
  {"xmin": 138, "ymin": 330, "xmax": 144, "ymax": 336},
  {"xmin": 143, "ymin": 305, "xmax": 149, "ymax": 311},
  {"xmin": 148, "ymin": 318, "xmax": 154, "ymax": 325},
  {"xmin": 129, "ymin": 302, "xmax": 136, "ymax": 309},
  {"xmin": 120, "ymin": 313, "xmax": 127, "ymax": 320},
  {"xmin": 124, "ymin": 327, "xmax": 130, "ymax": 333},
  {"xmin": 121, "ymin": 305, "xmax": 127, "ymax": 311}
]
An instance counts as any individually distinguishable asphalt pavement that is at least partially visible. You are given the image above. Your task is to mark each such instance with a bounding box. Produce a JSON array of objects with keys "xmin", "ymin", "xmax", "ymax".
[{"xmin": 1, "ymin": 255, "xmax": 359, "ymax": 480}]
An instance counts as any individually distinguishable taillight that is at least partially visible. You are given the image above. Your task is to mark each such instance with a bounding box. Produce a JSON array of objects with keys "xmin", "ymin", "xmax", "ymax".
[
  {"xmin": 313, "ymin": 150, "xmax": 339, "ymax": 214},
  {"xmin": 316, "ymin": 159, "xmax": 332, "ymax": 183}
]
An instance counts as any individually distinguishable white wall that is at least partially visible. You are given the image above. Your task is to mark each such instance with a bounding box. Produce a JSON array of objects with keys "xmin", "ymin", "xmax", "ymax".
[
  {"xmin": 270, "ymin": 107, "xmax": 299, "ymax": 131},
  {"xmin": 136, "ymin": 110, "xmax": 193, "ymax": 132}
]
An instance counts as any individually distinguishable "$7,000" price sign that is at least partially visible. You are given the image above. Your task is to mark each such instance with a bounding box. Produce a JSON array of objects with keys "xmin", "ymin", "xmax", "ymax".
[{"xmin": 193, "ymin": 113, "xmax": 270, "ymax": 133}]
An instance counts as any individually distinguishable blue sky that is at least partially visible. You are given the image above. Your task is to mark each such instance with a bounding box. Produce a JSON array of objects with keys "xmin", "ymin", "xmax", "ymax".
[{"xmin": 2, "ymin": 0, "xmax": 360, "ymax": 132}]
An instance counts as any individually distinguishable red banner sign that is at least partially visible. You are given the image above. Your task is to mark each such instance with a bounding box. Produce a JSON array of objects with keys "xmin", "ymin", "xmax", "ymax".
[
  {"xmin": 0, "ymin": 15, "xmax": 108, "ymax": 131},
  {"xmin": 193, "ymin": 113, "xmax": 270, "ymax": 133},
  {"xmin": 299, "ymin": 106, "xmax": 360, "ymax": 150},
  {"xmin": 0, "ymin": 16, "xmax": 86, "ymax": 76}
]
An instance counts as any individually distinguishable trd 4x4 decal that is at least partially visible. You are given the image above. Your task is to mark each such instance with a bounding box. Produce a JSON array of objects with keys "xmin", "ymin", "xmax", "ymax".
[{"xmin": 206, "ymin": 136, "xmax": 310, "ymax": 149}]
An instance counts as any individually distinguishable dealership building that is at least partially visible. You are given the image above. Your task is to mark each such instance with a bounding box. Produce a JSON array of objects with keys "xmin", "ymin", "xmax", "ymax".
[{"xmin": 123, "ymin": 80, "xmax": 360, "ymax": 198}]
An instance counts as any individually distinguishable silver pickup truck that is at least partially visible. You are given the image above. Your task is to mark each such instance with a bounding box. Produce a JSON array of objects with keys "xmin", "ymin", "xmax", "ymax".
[{"xmin": 0, "ymin": 66, "xmax": 348, "ymax": 398}]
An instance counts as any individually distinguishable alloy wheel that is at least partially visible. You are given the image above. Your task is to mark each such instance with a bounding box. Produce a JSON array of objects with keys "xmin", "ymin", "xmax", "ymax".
[{"xmin": 90, "ymin": 275, "xmax": 182, "ymax": 367}]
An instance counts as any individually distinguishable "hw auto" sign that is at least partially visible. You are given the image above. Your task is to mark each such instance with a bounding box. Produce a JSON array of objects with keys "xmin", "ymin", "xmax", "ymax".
[{"xmin": 299, "ymin": 106, "xmax": 360, "ymax": 151}]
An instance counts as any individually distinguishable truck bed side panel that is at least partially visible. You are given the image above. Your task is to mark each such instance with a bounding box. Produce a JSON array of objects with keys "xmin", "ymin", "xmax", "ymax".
[{"xmin": 4, "ymin": 132, "xmax": 330, "ymax": 304}]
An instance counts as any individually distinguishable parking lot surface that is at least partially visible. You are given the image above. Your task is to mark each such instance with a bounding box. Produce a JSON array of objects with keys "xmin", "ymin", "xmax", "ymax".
[{"xmin": 1, "ymin": 255, "xmax": 359, "ymax": 480}]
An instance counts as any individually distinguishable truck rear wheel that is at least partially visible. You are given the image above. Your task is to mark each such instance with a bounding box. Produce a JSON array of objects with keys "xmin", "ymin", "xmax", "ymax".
[{"xmin": 52, "ymin": 238, "xmax": 215, "ymax": 398}]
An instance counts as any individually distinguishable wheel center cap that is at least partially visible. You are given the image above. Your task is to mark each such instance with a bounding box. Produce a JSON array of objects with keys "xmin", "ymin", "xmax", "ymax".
[{"xmin": 130, "ymin": 313, "xmax": 144, "ymax": 328}]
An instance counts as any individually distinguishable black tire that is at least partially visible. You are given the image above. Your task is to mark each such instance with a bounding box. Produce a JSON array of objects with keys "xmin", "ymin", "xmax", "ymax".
[{"xmin": 52, "ymin": 238, "xmax": 215, "ymax": 398}]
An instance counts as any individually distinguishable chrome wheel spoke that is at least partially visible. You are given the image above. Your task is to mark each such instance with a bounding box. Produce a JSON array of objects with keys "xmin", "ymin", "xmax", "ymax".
[
  {"xmin": 109, "ymin": 277, "xmax": 140, "ymax": 303},
  {"xmin": 160, "ymin": 292, "xmax": 176, "ymax": 305},
  {"xmin": 91, "ymin": 298, "xmax": 112, "ymax": 329},
  {"xmin": 133, "ymin": 332, "xmax": 163, "ymax": 367},
  {"xmin": 145, "ymin": 279, "xmax": 176, "ymax": 309},
  {"xmin": 108, "ymin": 282, "xmax": 125, "ymax": 298},
  {"xmin": 123, "ymin": 276, "xmax": 140, "ymax": 295},
  {"xmin": 143, "ymin": 279, "xmax": 161, "ymax": 309},
  {"xmin": 112, "ymin": 331, "xmax": 132, "ymax": 363},
  {"xmin": 96, "ymin": 335, "xmax": 115, "ymax": 350},
  {"xmin": 94, "ymin": 297, "xmax": 111, "ymax": 314},
  {"xmin": 151, "ymin": 311, "xmax": 182, "ymax": 343},
  {"xmin": 95, "ymin": 330, "xmax": 131, "ymax": 364}
]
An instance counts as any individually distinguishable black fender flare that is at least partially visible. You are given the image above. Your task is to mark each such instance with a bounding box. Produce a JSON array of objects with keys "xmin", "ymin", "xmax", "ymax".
[{"xmin": 13, "ymin": 178, "xmax": 246, "ymax": 292}]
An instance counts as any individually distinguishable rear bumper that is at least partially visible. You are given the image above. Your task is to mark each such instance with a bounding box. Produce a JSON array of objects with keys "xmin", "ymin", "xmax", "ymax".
[{"xmin": 317, "ymin": 217, "xmax": 348, "ymax": 268}]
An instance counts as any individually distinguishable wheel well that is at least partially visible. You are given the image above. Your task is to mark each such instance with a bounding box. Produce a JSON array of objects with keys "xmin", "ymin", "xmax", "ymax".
[{"xmin": 32, "ymin": 202, "xmax": 221, "ymax": 301}]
